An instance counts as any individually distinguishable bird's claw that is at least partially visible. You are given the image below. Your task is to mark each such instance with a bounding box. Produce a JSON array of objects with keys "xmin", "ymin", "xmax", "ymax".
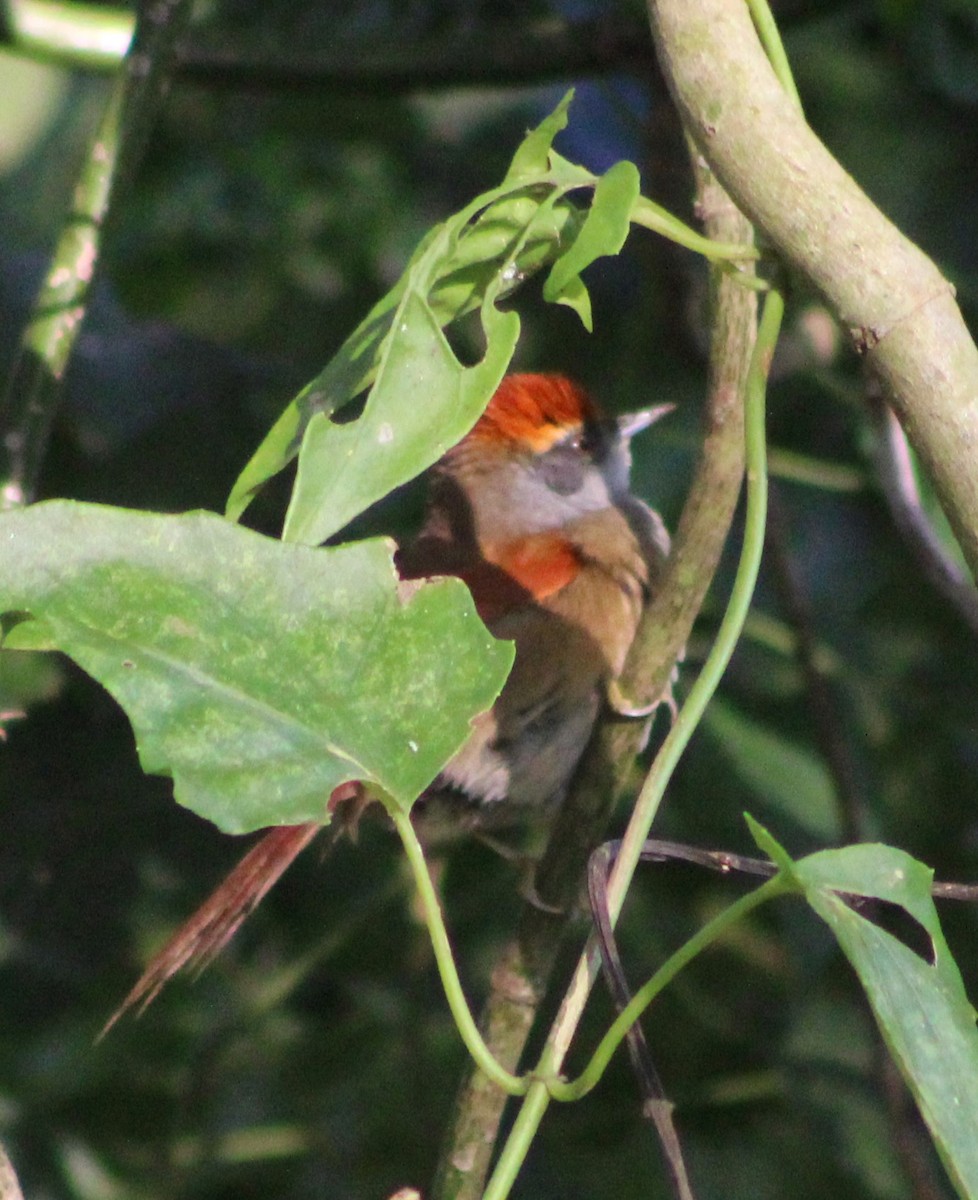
[{"xmin": 605, "ymin": 679, "xmax": 671, "ymax": 720}]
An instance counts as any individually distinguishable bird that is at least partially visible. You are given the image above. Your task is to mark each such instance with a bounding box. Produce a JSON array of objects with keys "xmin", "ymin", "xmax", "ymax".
[
  {"xmin": 396, "ymin": 371, "xmax": 673, "ymax": 823},
  {"xmin": 104, "ymin": 372, "xmax": 673, "ymax": 1029}
]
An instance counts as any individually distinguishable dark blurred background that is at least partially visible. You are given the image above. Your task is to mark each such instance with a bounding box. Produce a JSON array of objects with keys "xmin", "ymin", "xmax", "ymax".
[{"xmin": 1, "ymin": 1, "xmax": 978, "ymax": 1197}]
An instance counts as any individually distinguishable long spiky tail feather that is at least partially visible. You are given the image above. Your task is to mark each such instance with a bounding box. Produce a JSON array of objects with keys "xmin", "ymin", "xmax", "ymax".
[{"xmin": 101, "ymin": 821, "xmax": 321, "ymax": 1036}]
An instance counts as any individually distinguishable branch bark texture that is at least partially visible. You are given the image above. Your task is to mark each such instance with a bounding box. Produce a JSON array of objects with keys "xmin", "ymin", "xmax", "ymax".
[{"xmin": 647, "ymin": 0, "xmax": 978, "ymax": 578}]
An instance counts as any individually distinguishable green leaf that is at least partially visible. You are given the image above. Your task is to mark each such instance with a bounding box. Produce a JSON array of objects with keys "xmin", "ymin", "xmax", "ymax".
[
  {"xmin": 225, "ymin": 288, "xmax": 405, "ymax": 523},
  {"xmin": 283, "ymin": 177, "xmax": 589, "ymax": 548},
  {"xmin": 0, "ymin": 502, "xmax": 513, "ymax": 832},
  {"xmin": 217, "ymin": 96, "xmax": 744, "ymax": 529},
  {"xmin": 543, "ymin": 160, "xmax": 641, "ymax": 330},
  {"xmin": 504, "ymin": 88, "xmax": 574, "ymax": 181},
  {"xmin": 223, "ymin": 92, "xmax": 600, "ymax": 532},
  {"xmin": 224, "ymin": 188, "xmax": 580, "ymax": 534},
  {"xmin": 283, "ymin": 289, "xmax": 519, "ymax": 547},
  {"xmin": 427, "ymin": 192, "xmax": 583, "ymax": 319},
  {"xmin": 755, "ymin": 831, "xmax": 978, "ymax": 1200},
  {"xmin": 225, "ymin": 100, "xmax": 586, "ymax": 529}
]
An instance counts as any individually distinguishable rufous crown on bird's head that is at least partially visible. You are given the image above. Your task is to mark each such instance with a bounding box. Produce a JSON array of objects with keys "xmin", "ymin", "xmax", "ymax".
[
  {"xmin": 436, "ymin": 372, "xmax": 672, "ymax": 536},
  {"xmin": 466, "ymin": 373, "xmax": 601, "ymax": 455}
]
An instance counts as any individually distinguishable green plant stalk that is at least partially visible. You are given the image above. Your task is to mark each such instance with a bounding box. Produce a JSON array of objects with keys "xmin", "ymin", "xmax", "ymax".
[
  {"xmin": 630, "ymin": 195, "xmax": 757, "ymax": 262},
  {"xmin": 0, "ymin": 0, "xmax": 192, "ymax": 508},
  {"xmin": 482, "ymin": 285, "xmax": 785, "ymax": 1200},
  {"xmin": 6, "ymin": 0, "xmax": 133, "ymax": 69},
  {"xmin": 391, "ymin": 809, "xmax": 528, "ymax": 1097},
  {"xmin": 0, "ymin": 71, "xmax": 125, "ymax": 508},
  {"xmin": 550, "ymin": 872, "xmax": 789, "ymax": 1101},
  {"xmin": 745, "ymin": 0, "xmax": 802, "ymax": 111},
  {"xmin": 597, "ymin": 285, "xmax": 783, "ymax": 938}
]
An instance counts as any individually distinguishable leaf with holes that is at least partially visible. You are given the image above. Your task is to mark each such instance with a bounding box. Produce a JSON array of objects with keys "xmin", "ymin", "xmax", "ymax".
[
  {"xmin": 225, "ymin": 94, "xmax": 585, "ymax": 530},
  {"xmin": 750, "ymin": 821, "xmax": 978, "ymax": 1200}
]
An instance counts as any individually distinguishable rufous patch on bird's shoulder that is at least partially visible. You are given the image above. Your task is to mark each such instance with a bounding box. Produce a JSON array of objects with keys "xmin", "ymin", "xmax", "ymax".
[
  {"xmin": 459, "ymin": 532, "xmax": 581, "ymax": 622},
  {"xmin": 468, "ymin": 373, "xmax": 599, "ymax": 454}
]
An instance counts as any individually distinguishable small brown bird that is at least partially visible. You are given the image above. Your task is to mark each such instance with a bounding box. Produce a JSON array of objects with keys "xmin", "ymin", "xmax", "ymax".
[
  {"xmin": 397, "ymin": 371, "xmax": 672, "ymax": 817},
  {"xmin": 106, "ymin": 372, "xmax": 672, "ymax": 1027}
]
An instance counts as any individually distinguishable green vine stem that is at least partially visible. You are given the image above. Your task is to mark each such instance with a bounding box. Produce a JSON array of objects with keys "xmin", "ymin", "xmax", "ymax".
[
  {"xmin": 745, "ymin": 0, "xmax": 802, "ymax": 111},
  {"xmin": 629, "ymin": 195, "xmax": 757, "ymax": 263},
  {"xmin": 6, "ymin": 0, "xmax": 133, "ymax": 70},
  {"xmin": 482, "ymin": 284, "xmax": 786, "ymax": 1200},
  {"xmin": 588, "ymin": 284, "xmax": 783, "ymax": 954},
  {"xmin": 390, "ymin": 809, "xmax": 529, "ymax": 1098},
  {"xmin": 0, "ymin": 0, "xmax": 192, "ymax": 508},
  {"xmin": 550, "ymin": 872, "xmax": 789, "ymax": 1101}
]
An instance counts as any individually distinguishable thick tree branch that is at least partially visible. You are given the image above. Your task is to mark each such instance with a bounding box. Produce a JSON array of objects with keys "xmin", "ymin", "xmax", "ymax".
[{"xmin": 647, "ymin": 0, "xmax": 978, "ymax": 579}]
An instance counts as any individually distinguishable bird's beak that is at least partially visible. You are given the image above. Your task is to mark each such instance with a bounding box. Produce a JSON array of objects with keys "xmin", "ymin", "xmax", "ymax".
[{"xmin": 617, "ymin": 403, "xmax": 675, "ymax": 442}]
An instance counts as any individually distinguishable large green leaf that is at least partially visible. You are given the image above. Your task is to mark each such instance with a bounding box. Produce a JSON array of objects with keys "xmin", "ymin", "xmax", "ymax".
[
  {"xmin": 751, "ymin": 823, "xmax": 978, "ymax": 1200},
  {"xmin": 0, "ymin": 502, "xmax": 513, "ymax": 833},
  {"xmin": 282, "ymin": 174, "xmax": 595, "ymax": 548}
]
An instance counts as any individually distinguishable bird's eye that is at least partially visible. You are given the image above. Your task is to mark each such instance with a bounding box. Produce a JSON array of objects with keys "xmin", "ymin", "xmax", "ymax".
[{"xmin": 578, "ymin": 422, "xmax": 608, "ymax": 459}]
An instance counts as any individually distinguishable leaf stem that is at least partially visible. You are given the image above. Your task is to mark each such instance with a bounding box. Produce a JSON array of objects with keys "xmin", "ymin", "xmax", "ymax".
[
  {"xmin": 745, "ymin": 0, "xmax": 803, "ymax": 111},
  {"xmin": 606, "ymin": 286, "xmax": 782, "ymax": 910},
  {"xmin": 390, "ymin": 809, "xmax": 529, "ymax": 1097},
  {"xmin": 630, "ymin": 194, "xmax": 758, "ymax": 261}
]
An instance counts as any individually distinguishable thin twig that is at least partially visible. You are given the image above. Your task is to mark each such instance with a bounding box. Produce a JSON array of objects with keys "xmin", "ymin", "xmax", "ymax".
[
  {"xmin": 587, "ymin": 845, "xmax": 696, "ymax": 1200},
  {"xmin": 610, "ymin": 838, "xmax": 978, "ymax": 904}
]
